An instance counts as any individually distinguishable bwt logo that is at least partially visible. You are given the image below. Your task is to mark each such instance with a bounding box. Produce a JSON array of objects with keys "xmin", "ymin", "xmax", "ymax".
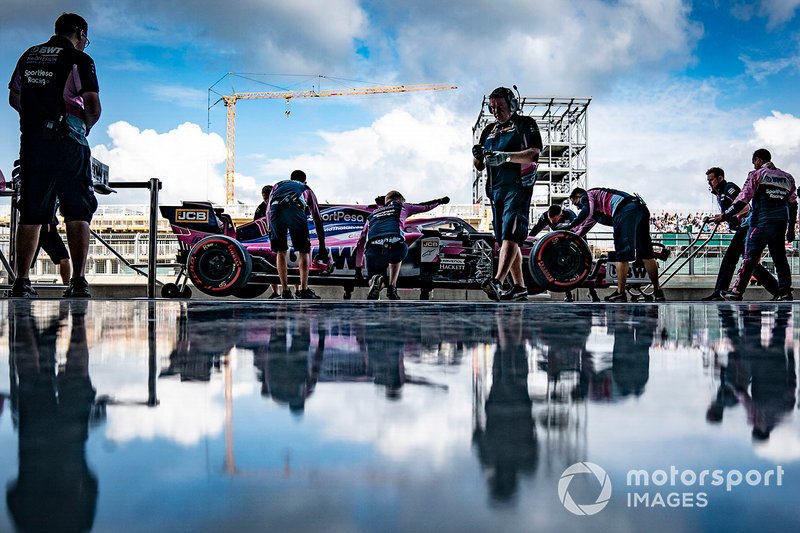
[
  {"xmin": 176, "ymin": 209, "xmax": 209, "ymax": 223},
  {"xmin": 558, "ymin": 462, "xmax": 612, "ymax": 516}
]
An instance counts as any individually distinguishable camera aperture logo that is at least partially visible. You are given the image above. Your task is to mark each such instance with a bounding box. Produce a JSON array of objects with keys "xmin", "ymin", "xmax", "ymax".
[{"xmin": 558, "ymin": 462, "xmax": 612, "ymax": 516}]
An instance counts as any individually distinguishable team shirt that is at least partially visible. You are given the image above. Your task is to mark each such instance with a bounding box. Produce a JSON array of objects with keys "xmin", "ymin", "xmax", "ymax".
[
  {"xmin": 479, "ymin": 114, "xmax": 543, "ymax": 189},
  {"xmin": 569, "ymin": 188, "xmax": 633, "ymax": 236},
  {"xmin": 730, "ymin": 163, "xmax": 797, "ymax": 225},
  {"xmin": 529, "ymin": 209, "xmax": 577, "ymax": 237}
]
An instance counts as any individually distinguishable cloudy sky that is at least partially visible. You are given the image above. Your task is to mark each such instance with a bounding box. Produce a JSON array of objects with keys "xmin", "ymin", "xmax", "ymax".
[{"xmin": 2, "ymin": 0, "xmax": 800, "ymax": 211}]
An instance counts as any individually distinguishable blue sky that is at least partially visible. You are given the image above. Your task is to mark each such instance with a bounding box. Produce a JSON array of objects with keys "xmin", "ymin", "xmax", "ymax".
[{"xmin": 2, "ymin": 0, "xmax": 800, "ymax": 210}]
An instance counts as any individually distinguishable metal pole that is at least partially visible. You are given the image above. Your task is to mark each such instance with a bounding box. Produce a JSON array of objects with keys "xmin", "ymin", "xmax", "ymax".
[{"xmin": 148, "ymin": 178, "xmax": 160, "ymax": 299}]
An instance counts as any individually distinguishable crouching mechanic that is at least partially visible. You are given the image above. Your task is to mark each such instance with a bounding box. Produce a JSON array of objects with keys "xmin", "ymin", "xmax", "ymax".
[
  {"xmin": 473, "ymin": 86, "xmax": 542, "ymax": 301},
  {"xmin": 265, "ymin": 170, "xmax": 327, "ymax": 300},
  {"xmin": 568, "ymin": 187, "xmax": 664, "ymax": 302},
  {"xmin": 529, "ymin": 204, "xmax": 599, "ymax": 302},
  {"xmin": 714, "ymin": 149, "xmax": 797, "ymax": 301},
  {"xmin": 355, "ymin": 191, "xmax": 449, "ymax": 300}
]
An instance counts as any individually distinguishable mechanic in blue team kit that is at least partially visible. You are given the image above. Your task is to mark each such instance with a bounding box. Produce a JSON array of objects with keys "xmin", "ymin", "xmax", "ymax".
[
  {"xmin": 265, "ymin": 170, "xmax": 327, "ymax": 300},
  {"xmin": 568, "ymin": 187, "xmax": 665, "ymax": 302},
  {"xmin": 529, "ymin": 204, "xmax": 599, "ymax": 302},
  {"xmin": 354, "ymin": 191, "xmax": 449, "ymax": 300},
  {"xmin": 473, "ymin": 86, "xmax": 542, "ymax": 302},
  {"xmin": 715, "ymin": 149, "xmax": 797, "ymax": 301},
  {"xmin": 8, "ymin": 13, "xmax": 101, "ymax": 298},
  {"xmin": 702, "ymin": 166, "xmax": 778, "ymax": 301}
]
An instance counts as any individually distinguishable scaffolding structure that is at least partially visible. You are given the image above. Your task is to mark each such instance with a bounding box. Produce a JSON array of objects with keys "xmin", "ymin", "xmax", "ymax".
[{"xmin": 472, "ymin": 96, "xmax": 591, "ymax": 216}]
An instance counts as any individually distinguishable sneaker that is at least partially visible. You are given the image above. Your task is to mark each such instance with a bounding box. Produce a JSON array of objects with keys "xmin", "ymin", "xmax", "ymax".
[
  {"xmin": 604, "ymin": 290, "xmax": 628, "ymax": 303},
  {"xmin": 10, "ymin": 278, "xmax": 38, "ymax": 298},
  {"xmin": 653, "ymin": 289, "xmax": 666, "ymax": 302},
  {"xmin": 771, "ymin": 290, "xmax": 794, "ymax": 301},
  {"xmin": 501, "ymin": 285, "xmax": 528, "ymax": 301},
  {"xmin": 296, "ymin": 288, "xmax": 321, "ymax": 300},
  {"xmin": 481, "ymin": 278, "xmax": 503, "ymax": 302},
  {"xmin": 701, "ymin": 292, "xmax": 724, "ymax": 301},
  {"xmin": 63, "ymin": 276, "xmax": 91, "ymax": 298},
  {"xmin": 268, "ymin": 291, "xmax": 281, "ymax": 299},
  {"xmin": 367, "ymin": 275, "xmax": 383, "ymax": 300},
  {"xmin": 280, "ymin": 289, "xmax": 295, "ymax": 300},
  {"xmin": 564, "ymin": 291, "xmax": 574, "ymax": 303},
  {"xmin": 386, "ymin": 285, "xmax": 400, "ymax": 300},
  {"xmin": 721, "ymin": 290, "xmax": 743, "ymax": 301}
]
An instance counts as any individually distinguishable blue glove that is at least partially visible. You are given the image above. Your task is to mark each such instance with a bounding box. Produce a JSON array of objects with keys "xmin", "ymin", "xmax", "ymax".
[{"xmin": 485, "ymin": 151, "xmax": 511, "ymax": 166}]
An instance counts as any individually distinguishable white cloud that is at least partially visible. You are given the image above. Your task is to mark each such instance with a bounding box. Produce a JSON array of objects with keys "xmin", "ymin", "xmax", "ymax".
[
  {"xmin": 761, "ymin": 0, "xmax": 800, "ymax": 27},
  {"xmin": 147, "ymin": 85, "xmax": 208, "ymax": 109},
  {"xmin": 90, "ymin": 121, "xmax": 261, "ymax": 205},
  {"xmin": 752, "ymin": 111, "xmax": 800, "ymax": 152}
]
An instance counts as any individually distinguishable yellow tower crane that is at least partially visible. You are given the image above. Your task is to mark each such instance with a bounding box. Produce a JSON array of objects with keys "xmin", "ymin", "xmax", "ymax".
[{"xmin": 215, "ymin": 82, "xmax": 457, "ymax": 205}]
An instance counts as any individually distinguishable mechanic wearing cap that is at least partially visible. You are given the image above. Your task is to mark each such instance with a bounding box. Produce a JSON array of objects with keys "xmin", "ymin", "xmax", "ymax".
[
  {"xmin": 568, "ymin": 187, "xmax": 665, "ymax": 302},
  {"xmin": 702, "ymin": 166, "xmax": 778, "ymax": 301},
  {"xmin": 265, "ymin": 170, "xmax": 327, "ymax": 300},
  {"xmin": 473, "ymin": 86, "xmax": 542, "ymax": 302},
  {"xmin": 714, "ymin": 149, "xmax": 797, "ymax": 301},
  {"xmin": 8, "ymin": 13, "xmax": 101, "ymax": 298},
  {"xmin": 354, "ymin": 192, "xmax": 449, "ymax": 300}
]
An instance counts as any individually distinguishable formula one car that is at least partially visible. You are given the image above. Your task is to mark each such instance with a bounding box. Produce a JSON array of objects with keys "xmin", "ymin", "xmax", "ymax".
[{"xmin": 160, "ymin": 201, "xmax": 613, "ymax": 300}]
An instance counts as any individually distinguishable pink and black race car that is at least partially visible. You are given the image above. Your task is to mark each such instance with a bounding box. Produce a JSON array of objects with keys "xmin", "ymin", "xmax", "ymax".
[{"xmin": 159, "ymin": 201, "xmax": 610, "ymax": 299}]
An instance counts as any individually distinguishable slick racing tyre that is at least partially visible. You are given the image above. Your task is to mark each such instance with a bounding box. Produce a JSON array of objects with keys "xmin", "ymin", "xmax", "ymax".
[
  {"xmin": 187, "ymin": 235, "xmax": 252, "ymax": 297},
  {"xmin": 529, "ymin": 230, "xmax": 592, "ymax": 292}
]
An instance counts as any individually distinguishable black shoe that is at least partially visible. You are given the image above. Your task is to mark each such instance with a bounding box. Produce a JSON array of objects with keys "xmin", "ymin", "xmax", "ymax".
[
  {"xmin": 701, "ymin": 292, "xmax": 724, "ymax": 301},
  {"xmin": 481, "ymin": 278, "xmax": 503, "ymax": 302},
  {"xmin": 367, "ymin": 275, "xmax": 383, "ymax": 300},
  {"xmin": 588, "ymin": 289, "xmax": 601, "ymax": 303},
  {"xmin": 653, "ymin": 289, "xmax": 666, "ymax": 302},
  {"xmin": 564, "ymin": 292, "xmax": 574, "ymax": 303},
  {"xmin": 721, "ymin": 290, "xmax": 743, "ymax": 301},
  {"xmin": 386, "ymin": 285, "xmax": 400, "ymax": 300},
  {"xmin": 771, "ymin": 290, "xmax": 794, "ymax": 301},
  {"xmin": 604, "ymin": 290, "xmax": 628, "ymax": 303},
  {"xmin": 63, "ymin": 276, "xmax": 91, "ymax": 298},
  {"xmin": 501, "ymin": 285, "xmax": 528, "ymax": 301},
  {"xmin": 10, "ymin": 278, "xmax": 38, "ymax": 298},
  {"xmin": 280, "ymin": 289, "xmax": 295, "ymax": 300},
  {"xmin": 296, "ymin": 288, "xmax": 320, "ymax": 299},
  {"xmin": 268, "ymin": 291, "xmax": 281, "ymax": 299}
]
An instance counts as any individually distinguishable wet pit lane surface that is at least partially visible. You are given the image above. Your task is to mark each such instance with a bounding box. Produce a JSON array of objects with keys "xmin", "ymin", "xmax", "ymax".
[{"xmin": 0, "ymin": 300, "xmax": 798, "ymax": 533}]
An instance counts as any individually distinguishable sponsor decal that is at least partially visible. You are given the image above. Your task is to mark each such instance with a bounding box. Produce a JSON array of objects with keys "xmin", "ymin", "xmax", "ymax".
[{"xmin": 176, "ymin": 209, "xmax": 210, "ymax": 223}]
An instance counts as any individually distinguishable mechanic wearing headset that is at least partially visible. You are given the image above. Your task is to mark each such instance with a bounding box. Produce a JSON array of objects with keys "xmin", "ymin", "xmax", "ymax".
[
  {"xmin": 354, "ymin": 191, "xmax": 449, "ymax": 300},
  {"xmin": 265, "ymin": 170, "xmax": 327, "ymax": 300},
  {"xmin": 473, "ymin": 86, "xmax": 542, "ymax": 302},
  {"xmin": 568, "ymin": 187, "xmax": 665, "ymax": 302},
  {"xmin": 713, "ymin": 148, "xmax": 797, "ymax": 301},
  {"xmin": 701, "ymin": 166, "xmax": 778, "ymax": 301}
]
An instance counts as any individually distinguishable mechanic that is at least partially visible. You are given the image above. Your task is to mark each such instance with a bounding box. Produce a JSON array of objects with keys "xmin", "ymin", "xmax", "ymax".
[
  {"xmin": 253, "ymin": 184, "xmax": 272, "ymax": 221},
  {"xmin": 714, "ymin": 149, "xmax": 797, "ymax": 301},
  {"xmin": 35, "ymin": 212, "xmax": 71, "ymax": 285},
  {"xmin": 354, "ymin": 191, "xmax": 449, "ymax": 300},
  {"xmin": 529, "ymin": 204, "xmax": 599, "ymax": 302},
  {"xmin": 568, "ymin": 187, "xmax": 665, "ymax": 302},
  {"xmin": 701, "ymin": 166, "xmax": 778, "ymax": 301},
  {"xmin": 473, "ymin": 86, "xmax": 542, "ymax": 302},
  {"xmin": 8, "ymin": 13, "xmax": 101, "ymax": 298},
  {"xmin": 265, "ymin": 170, "xmax": 327, "ymax": 300}
]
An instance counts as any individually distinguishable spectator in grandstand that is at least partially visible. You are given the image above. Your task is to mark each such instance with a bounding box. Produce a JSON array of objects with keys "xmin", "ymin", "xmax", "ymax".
[
  {"xmin": 568, "ymin": 187, "xmax": 664, "ymax": 302},
  {"xmin": 8, "ymin": 13, "xmax": 101, "ymax": 298},
  {"xmin": 354, "ymin": 191, "xmax": 449, "ymax": 300},
  {"xmin": 714, "ymin": 149, "xmax": 797, "ymax": 301},
  {"xmin": 473, "ymin": 86, "xmax": 542, "ymax": 302},
  {"xmin": 265, "ymin": 170, "xmax": 327, "ymax": 300},
  {"xmin": 701, "ymin": 166, "xmax": 778, "ymax": 301}
]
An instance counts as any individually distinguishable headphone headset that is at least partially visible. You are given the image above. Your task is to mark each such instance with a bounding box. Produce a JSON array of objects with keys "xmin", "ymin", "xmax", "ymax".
[{"xmin": 489, "ymin": 86, "xmax": 520, "ymax": 114}]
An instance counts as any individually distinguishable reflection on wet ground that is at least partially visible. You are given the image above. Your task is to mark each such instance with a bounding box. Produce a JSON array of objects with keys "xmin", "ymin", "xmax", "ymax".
[{"xmin": 0, "ymin": 301, "xmax": 798, "ymax": 532}]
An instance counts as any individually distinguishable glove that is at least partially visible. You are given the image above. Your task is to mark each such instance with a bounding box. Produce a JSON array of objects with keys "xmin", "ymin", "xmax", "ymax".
[
  {"xmin": 354, "ymin": 267, "xmax": 364, "ymax": 281},
  {"xmin": 472, "ymin": 144, "xmax": 485, "ymax": 162},
  {"xmin": 485, "ymin": 151, "xmax": 511, "ymax": 166},
  {"xmin": 787, "ymin": 230, "xmax": 795, "ymax": 243},
  {"xmin": 315, "ymin": 247, "xmax": 329, "ymax": 262},
  {"xmin": 439, "ymin": 196, "xmax": 450, "ymax": 204}
]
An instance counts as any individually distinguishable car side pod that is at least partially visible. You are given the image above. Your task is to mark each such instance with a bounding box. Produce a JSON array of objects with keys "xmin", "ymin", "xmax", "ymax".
[
  {"xmin": 529, "ymin": 230, "xmax": 593, "ymax": 293},
  {"xmin": 187, "ymin": 235, "xmax": 253, "ymax": 297}
]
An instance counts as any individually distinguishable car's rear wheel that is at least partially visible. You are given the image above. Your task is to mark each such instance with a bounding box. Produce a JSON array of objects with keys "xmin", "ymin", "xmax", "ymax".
[
  {"xmin": 187, "ymin": 235, "xmax": 252, "ymax": 296},
  {"xmin": 529, "ymin": 231, "xmax": 592, "ymax": 292}
]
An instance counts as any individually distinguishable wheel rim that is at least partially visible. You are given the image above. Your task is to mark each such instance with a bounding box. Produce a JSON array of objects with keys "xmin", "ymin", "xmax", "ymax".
[{"xmin": 197, "ymin": 250, "xmax": 233, "ymax": 284}]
